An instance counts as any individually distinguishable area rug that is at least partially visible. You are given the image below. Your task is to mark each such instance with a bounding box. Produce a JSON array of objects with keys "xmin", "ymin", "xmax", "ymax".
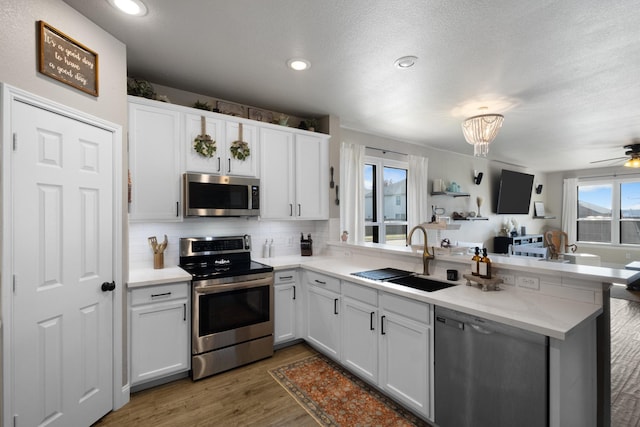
[{"xmin": 269, "ymin": 354, "xmax": 431, "ymax": 427}]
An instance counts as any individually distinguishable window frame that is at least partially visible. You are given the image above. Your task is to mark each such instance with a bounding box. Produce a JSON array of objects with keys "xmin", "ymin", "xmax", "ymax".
[
  {"xmin": 364, "ymin": 155, "xmax": 408, "ymax": 244},
  {"xmin": 577, "ymin": 176, "xmax": 640, "ymax": 246}
]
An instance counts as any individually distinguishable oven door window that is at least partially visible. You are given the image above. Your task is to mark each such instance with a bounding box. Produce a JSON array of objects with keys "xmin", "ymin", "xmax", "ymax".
[{"xmin": 198, "ymin": 285, "xmax": 270, "ymax": 335}]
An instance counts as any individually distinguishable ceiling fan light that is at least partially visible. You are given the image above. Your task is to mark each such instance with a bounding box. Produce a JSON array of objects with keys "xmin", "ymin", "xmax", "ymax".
[
  {"xmin": 624, "ymin": 157, "xmax": 640, "ymax": 168},
  {"xmin": 461, "ymin": 114, "xmax": 504, "ymax": 157}
]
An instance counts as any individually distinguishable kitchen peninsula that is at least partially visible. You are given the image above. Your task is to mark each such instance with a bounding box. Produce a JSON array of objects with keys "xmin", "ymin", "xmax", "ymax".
[{"xmin": 258, "ymin": 241, "xmax": 639, "ymax": 427}]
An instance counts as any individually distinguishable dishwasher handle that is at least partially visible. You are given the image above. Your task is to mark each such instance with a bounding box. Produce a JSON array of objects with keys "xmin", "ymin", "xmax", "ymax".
[{"xmin": 436, "ymin": 315, "xmax": 464, "ymax": 331}]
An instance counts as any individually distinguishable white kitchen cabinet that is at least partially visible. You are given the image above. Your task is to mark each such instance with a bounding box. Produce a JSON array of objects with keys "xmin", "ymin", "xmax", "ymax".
[
  {"xmin": 305, "ymin": 271, "xmax": 341, "ymax": 359},
  {"xmin": 128, "ymin": 97, "xmax": 183, "ymax": 221},
  {"xmin": 259, "ymin": 127, "xmax": 329, "ymax": 219},
  {"xmin": 379, "ymin": 292, "xmax": 432, "ymax": 419},
  {"xmin": 341, "ymin": 292, "xmax": 378, "ymax": 384},
  {"xmin": 274, "ymin": 270, "xmax": 298, "ymax": 345},
  {"xmin": 129, "ymin": 282, "xmax": 190, "ymax": 387},
  {"xmin": 184, "ymin": 113, "xmax": 224, "ymax": 174},
  {"xmin": 184, "ymin": 113, "xmax": 258, "ymax": 177}
]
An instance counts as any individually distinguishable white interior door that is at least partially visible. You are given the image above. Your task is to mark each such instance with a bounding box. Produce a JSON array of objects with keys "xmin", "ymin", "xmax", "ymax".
[{"xmin": 10, "ymin": 99, "xmax": 114, "ymax": 426}]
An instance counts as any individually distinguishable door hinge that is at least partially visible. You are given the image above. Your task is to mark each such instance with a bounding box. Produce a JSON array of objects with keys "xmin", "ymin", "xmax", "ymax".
[{"xmin": 13, "ymin": 133, "xmax": 17, "ymax": 151}]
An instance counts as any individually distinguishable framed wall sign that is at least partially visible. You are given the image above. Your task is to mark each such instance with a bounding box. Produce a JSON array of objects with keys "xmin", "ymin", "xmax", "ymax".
[
  {"xmin": 38, "ymin": 21, "xmax": 99, "ymax": 96},
  {"xmin": 534, "ymin": 201, "xmax": 546, "ymax": 217}
]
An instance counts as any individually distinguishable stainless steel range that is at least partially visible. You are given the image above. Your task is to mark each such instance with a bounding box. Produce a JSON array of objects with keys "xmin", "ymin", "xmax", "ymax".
[{"xmin": 179, "ymin": 235, "xmax": 274, "ymax": 380}]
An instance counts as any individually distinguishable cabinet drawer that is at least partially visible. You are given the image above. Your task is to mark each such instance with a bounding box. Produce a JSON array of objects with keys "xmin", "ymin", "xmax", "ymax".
[
  {"xmin": 381, "ymin": 292, "xmax": 430, "ymax": 325},
  {"xmin": 131, "ymin": 282, "xmax": 190, "ymax": 306},
  {"xmin": 342, "ymin": 281, "xmax": 377, "ymax": 306},
  {"xmin": 306, "ymin": 271, "xmax": 340, "ymax": 293},
  {"xmin": 275, "ymin": 269, "xmax": 297, "ymax": 284}
]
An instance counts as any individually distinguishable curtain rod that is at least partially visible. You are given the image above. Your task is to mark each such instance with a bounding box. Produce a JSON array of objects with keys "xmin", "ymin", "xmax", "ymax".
[
  {"xmin": 579, "ymin": 171, "xmax": 640, "ymax": 180},
  {"xmin": 366, "ymin": 146, "xmax": 408, "ymax": 156}
]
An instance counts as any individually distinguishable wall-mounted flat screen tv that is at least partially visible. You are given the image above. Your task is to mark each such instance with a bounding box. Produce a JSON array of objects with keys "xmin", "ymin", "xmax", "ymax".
[{"xmin": 496, "ymin": 169, "xmax": 535, "ymax": 214}]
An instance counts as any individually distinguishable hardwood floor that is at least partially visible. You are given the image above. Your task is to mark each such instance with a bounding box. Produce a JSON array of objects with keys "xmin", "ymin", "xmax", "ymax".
[
  {"xmin": 93, "ymin": 344, "xmax": 319, "ymax": 427},
  {"xmin": 95, "ymin": 299, "xmax": 640, "ymax": 427}
]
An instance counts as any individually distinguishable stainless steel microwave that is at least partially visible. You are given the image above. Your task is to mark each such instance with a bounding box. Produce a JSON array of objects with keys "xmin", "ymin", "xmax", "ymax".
[{"xmin": 183, "ymin": 173, "xmax": 260, "ymax": 217}]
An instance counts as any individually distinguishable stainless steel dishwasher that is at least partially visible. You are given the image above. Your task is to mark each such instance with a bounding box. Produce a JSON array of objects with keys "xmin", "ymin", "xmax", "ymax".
[{"xmin": 434, "ymin": 306, "xmax": 548, "ymax": 427}]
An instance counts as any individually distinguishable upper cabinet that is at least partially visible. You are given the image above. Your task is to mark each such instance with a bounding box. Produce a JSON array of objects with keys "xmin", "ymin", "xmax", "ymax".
[
  {"xmin": 128, "ymin": 96, "xmax": 329, "ymax": 222},
  {"xmin": 259, "ymin": 128, "xmax": 329, "ymax": 220},
  {"xmin": 129, "ymin": 97, "xmax": 183, "ymax": 222},
  {"xmin": 184, "ymin": 113, "xmax": 258, "ymax": 177}
]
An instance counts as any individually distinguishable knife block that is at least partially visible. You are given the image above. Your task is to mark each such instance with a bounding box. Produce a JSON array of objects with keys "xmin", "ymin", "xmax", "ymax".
[{"xmin": 300, "ymin": 238, "xmax": 312, "ymax": 256}]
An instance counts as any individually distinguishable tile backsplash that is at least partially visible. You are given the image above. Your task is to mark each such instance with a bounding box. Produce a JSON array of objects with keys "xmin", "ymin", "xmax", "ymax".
[{"xmin": 129, "ymin": 218, "xmax": 329, "ymax": 270}]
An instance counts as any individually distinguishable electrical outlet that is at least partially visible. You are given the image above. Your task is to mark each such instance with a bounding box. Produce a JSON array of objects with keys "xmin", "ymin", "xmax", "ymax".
[
  {"xmin": 495, "ymin": 273, "xmax": 515, "ymax": 285},
  {"xmin": 516, "ymin": 276, "xmax": 540, "ymax": 290}
]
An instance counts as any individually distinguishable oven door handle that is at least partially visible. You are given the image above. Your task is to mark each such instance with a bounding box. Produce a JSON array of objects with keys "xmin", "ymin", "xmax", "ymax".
[{"xmin": 193, "ymin": 276, "xmax": 273, "ymax": 294}]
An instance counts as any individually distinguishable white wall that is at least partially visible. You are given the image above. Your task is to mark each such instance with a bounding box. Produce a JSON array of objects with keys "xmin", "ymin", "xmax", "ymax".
[{"xmin": 339, "ymin": 127, "xmax": 551, "ymax": 250}]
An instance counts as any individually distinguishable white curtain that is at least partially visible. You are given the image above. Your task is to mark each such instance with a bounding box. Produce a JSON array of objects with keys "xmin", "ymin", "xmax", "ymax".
[
  {"xmin": 562, "ymin": 177, "xmax": 578, "ymax": 243},
  {"xmin": 407, "ymin": 154, "xmax": 429, "ymax": 244},
  {"xmin": 340, "ymin": 142, "xmax": 366, "ymax": 243}
]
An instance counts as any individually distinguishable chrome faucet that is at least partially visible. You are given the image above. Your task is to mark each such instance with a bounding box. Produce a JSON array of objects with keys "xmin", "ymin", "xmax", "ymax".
[{"xmin": 407, "ymin": 224, "xmax": 435, "ymax": 275}]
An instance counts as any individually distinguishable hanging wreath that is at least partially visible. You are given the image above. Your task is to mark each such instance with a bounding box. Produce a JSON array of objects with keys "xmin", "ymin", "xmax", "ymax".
[
  {"xmin": 230, "ymin": 140, "xmax": 250, "ymax": 160},
  {"xmin": 230, "ymin": 123, "xmax": 250, "ymax": 161},
  {"xmin": 193, "ymin": 116, "xmax": 216, "ymax": 158}
]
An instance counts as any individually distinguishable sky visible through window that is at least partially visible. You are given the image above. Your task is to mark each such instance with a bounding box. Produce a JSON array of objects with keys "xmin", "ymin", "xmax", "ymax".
[{"xmin": 579, "ymin": 182, "xmax": 640, "ymax": 215}]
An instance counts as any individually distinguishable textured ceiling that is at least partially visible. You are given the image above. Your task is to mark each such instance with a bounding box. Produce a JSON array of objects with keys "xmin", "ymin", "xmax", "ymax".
[{"xmin": 63, "ymin": 0, "xmax": 640, "ymax": 172}]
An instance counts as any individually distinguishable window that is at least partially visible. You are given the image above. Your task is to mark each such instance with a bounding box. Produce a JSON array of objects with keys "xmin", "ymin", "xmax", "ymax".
[
  {"xmin": 364, "ymin": 157, "xmax": 407, "ymax": 245},
  {"xmin": 577, "ymin": 178, "xmax": 640, "ymax": 245}
]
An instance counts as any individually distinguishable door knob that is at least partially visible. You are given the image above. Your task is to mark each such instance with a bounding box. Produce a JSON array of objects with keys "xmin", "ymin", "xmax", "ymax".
[{"xmin": 101, "ymin": 281, "xmax": 116, "ymax": 292}]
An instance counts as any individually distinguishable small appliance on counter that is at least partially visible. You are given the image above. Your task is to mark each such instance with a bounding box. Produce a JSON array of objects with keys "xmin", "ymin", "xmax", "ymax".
[{"xmin": 300, "ymin": 233, "xmax": 312, "ymax": 256}]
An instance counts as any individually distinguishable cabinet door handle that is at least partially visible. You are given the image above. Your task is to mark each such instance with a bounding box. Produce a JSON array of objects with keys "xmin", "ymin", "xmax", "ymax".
[
  {"xmin": 370, "ymin": 312, "xmax": 375, "ymax": 330},
  {"xmin": 292, "ymin": 285, "xmax": 296, "ymax": 300},
  {"xmin": 315, "ymin": 279, "xmax": 326, "ymax": 285},
  {"xmin": 279, "ymin": 275, "xmax": 293, "ymax": 280},
  {"xmin": 381, "ymin": 315, "xmax": 386, "ymax": 335},
  {"xmin": 183, "ymin": 303, "xmax": 186, "ymax": 321},
  {"xmin": 334, "ymin": 298, "xmax": 339, "ymax": 315},
  {"xmin": 298, "ymin": 204, "xmax": 301, "ymax": 216},
  {"xmin": 176, "ymin": 201, "xmax": 179, "ymax": 217},
  {"xmin": 151, "ymin": 292, "xmax": 171, "ymax": 299},
  {"xmin": 217, "ymin": 157, "xmax": 221, "ymax": 173},
  {"xmin": 289, "ymin": 204, "xmax": 293, "ymax": 216},
  {"xmin": 228, "ymin": 158, "xmax": 231, "ymax": 173}
]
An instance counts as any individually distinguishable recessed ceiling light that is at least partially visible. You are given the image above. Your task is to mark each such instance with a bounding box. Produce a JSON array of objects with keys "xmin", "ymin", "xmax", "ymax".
[
  {"xmin": 287, "ymin": 58, "xmax": 311, "ymax": 71},
  {"xmin": 394, "ymin": 56, "xmax": 418, "ymax": 69},
  {"xmin": 108, "ymin": 0, "xmax": 148, "ymax": 16}
]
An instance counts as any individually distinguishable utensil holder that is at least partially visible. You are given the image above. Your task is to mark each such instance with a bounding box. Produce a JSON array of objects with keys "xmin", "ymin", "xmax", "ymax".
[{"xmin": 154, "ymin": 253, "xmax": 164, "ymax": 269}]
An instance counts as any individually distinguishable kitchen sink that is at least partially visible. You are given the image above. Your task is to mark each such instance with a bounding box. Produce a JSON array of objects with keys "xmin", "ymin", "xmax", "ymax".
[{"xmin": 387, "ymin": 275, "xmax": 456, "ymax": 292}]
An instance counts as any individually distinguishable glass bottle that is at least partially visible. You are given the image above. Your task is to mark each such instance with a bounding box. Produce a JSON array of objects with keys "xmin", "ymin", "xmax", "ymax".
[
  {"xmin": 471, "ymin": 247, "xmax": 480, "ymax": 276},
  {"xmin": 479, "ymin": 248, "xmax": 492, "ymax": 279}
]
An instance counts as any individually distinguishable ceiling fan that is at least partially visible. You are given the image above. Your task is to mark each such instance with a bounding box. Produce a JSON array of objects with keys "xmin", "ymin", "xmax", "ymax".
[{"xmin": 590, "ymin": 143, "xmax": 640, "ymax": 168}]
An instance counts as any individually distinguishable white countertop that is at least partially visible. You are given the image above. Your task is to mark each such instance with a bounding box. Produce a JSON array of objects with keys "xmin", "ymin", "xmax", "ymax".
[
  {"xmin": 128, "ymin": 266, "xmax": 192, "ymax": 288},
  {"xmin": 255, "ymin": 254, "xmax": 602, "ymax": 340},
  {"xmin": 128, "ymin": 242, "xmax": 627, "ymax": 340}
]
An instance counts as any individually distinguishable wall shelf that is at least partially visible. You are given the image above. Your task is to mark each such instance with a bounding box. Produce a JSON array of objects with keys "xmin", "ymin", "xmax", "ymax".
[
  {"xmin": 431, "ymin": 191, "xmax": 470, "ymax": 198},
  {"xmin": 454, "ymin": 217, "xmax": 489, "ymax": 221},
  {"xmin": 533, "ymin": 216, "xmax": 556, "ymax": 219}
]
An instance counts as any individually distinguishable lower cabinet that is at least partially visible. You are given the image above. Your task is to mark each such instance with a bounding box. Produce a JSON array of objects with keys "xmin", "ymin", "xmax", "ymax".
[
  {"xmin": 129, "ymin": 282, "xmax": 190, "ymax": 387},
  {"xmin": 305, "ymin": 271, "xmax": 341, "ymax": 359},
  {"xmin": 274, "ymin": 269, "xmax": 298, "ymax": 345},
  {"xmin": 339, "ymin": 281, "xmax": 433, "ymax": 420},
  {"xmin": 379, "ymin": 293, "xmax": 432, "ymax": 419}
]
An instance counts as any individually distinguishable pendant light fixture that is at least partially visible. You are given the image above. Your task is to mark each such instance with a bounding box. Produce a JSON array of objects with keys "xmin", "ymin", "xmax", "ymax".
[{"xmin": 461, "ymin": 113, "xmax": 504, "ymax": 157}]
